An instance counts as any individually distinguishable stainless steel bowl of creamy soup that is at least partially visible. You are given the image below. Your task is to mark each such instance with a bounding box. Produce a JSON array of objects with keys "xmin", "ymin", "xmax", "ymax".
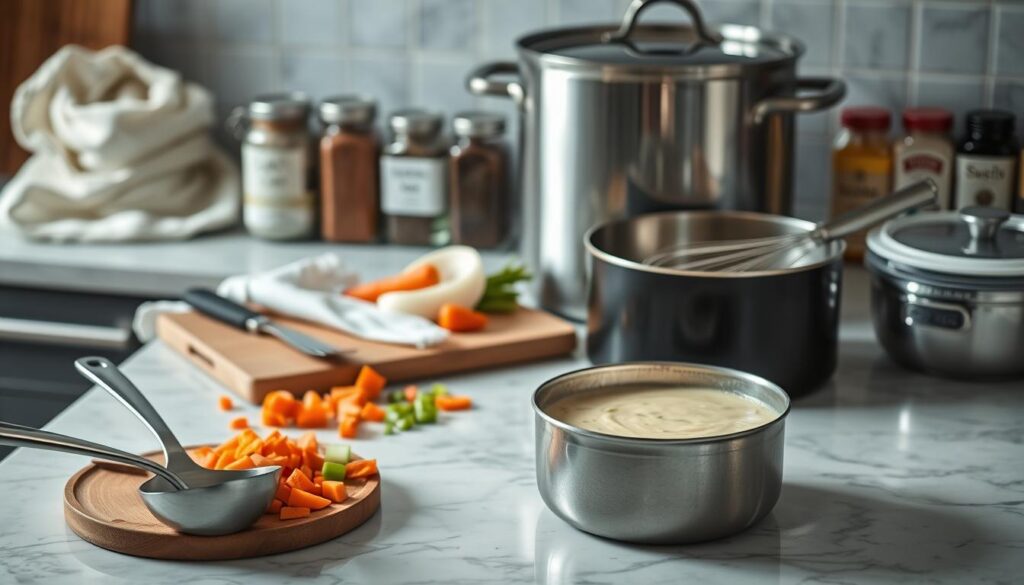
[{"xmin": 533, "ymin": 361, "xmax": 790, "ymax": 544}]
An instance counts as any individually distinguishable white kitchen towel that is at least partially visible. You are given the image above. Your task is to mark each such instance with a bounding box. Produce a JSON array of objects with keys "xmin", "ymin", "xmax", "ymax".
[
  {"xmin": 0, "ymin": 45, "xmax": 239, "ymax": 242},
  {"xmin": 134, "ymin": 254, "xmax": 450, "ymax": 348}
]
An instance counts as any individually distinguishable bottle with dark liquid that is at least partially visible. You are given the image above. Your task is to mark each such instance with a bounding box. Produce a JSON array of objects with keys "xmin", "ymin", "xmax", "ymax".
[
  {"xmin": 380, "ymin": 110, "xmax": 449, "ymax": 246},
  {"xmin": 449, "ymin": 111, "xmax": 509, "ymax": 248}
]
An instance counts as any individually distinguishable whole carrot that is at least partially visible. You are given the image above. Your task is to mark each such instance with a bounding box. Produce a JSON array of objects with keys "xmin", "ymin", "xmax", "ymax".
[{"xmin": 345, "ymin": 264, "xmax": 440, "ymax": 303}]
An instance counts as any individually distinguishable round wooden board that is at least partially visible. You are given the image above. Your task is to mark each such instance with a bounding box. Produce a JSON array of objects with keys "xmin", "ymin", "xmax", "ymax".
[{"xmin": 63, "ymin": 448, "xmax": 381, "ymax": 560}]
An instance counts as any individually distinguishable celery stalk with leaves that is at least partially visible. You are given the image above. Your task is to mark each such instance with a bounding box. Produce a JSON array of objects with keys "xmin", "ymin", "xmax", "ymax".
[{"xmin": 476, "ymin": 264, "xmax": 532, "ymax": 313}]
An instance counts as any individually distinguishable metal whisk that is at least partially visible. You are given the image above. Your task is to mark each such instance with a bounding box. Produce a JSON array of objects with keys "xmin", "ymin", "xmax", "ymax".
[{"xmin": 644, "ymin": 179, "xmax": 938, "ymax": 272}]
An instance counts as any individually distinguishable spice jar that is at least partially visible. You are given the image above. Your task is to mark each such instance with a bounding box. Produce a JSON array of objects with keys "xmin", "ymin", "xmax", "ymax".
[
  {"xmin": 893, "ymin": 108, "xmax": 953, "ymax": 210},
  {"xmin": 232, "ymin": 93, "xmax": 314, "ymax": 240},
  {"xmin": 449, "ymin": 111, "xmax": 509, "ymax": 248},
  {"xmin": 319, "ymin": 96, "xmax": 379, "ymax": 242},
  {"xmin": 954, "ymin": 109, "xmax": 1019, "ymax": 211},
  {"xmin": 380, "ymin": 110, "xmax": 448, "ymax": 246},
  {"xmin": 831, "ymin": 107, "xmax": 892, "ymax": 262}
]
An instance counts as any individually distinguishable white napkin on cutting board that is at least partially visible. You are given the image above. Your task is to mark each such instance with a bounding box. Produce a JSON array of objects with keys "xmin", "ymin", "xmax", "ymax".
[
  {"xmin": 0, "ymin": 45, "xmax": 239, "ymax": 242},
  {"xmin": 134, "ymin": 254, "xmax": 450, "ymax": 348}
]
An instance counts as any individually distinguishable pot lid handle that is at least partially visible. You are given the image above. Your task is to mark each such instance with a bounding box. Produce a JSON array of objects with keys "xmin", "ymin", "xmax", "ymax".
[
  {"xmin": 602, "ymin": 0, "xmax": 723, "ymax": 47},
  {"xmin": 960, "ymin": 206, "xmax": 1010, "ymax": 243}
]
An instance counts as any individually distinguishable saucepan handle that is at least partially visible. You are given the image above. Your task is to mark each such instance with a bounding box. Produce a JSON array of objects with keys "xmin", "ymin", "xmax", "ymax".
[
  {"xmin": 466, "ymin": 61, "xmax": 525, "ymax": 105},
  {"xmin": 603, "ymin": 0, "xmax": 722, "ymax": 45},
  {"xmin": 752, "ymin": 77, "xmax": 847, "ymax": 124}
]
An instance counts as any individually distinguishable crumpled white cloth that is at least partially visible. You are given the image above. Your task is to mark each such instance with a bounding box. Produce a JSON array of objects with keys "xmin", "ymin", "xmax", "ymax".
[
  {"xmin": 134, "ymin": 254, "xmax": 450, "ymax": 348},
  {"xmin": 0, "ymin": 45, "xmax": 239, "ymax": 242}
]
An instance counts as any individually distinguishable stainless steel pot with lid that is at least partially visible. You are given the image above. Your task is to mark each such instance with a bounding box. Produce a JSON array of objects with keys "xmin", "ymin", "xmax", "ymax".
[
  {"xmin": 866, "ymin": 207, "xmax": 1024, "ymax": 378},
  {"xmin": 467, "ymin": 0, "xmax": 846, "ymax": 320}
]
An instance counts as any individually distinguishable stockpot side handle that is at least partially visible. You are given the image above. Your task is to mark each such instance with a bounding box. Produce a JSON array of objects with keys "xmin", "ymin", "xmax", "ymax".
[
  {"xmin": 466, "ymin": 62, "xmax": 524, "ymax": 105},
  {"xmin": 603, "ymin": 0, "xmax": 722, "ymax": 45},
  {"xmin": 751, "ymin": 77, "xmax": 846, "ymax": 124}
]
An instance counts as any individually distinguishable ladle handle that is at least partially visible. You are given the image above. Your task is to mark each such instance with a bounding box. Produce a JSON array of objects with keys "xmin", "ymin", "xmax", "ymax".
[
  {"xmin": 75, "ymin": 357, "xmax": 194, "ymax": 470},
  {"xmin": 0, "ymin": 420, "xmax": 187, "ymax": 490},
  {"xmin": 814, "ymin": 179, "xmax": 938, "ymax": 242}
]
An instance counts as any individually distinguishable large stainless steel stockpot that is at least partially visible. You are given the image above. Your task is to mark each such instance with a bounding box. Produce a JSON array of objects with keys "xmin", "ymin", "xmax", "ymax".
[
  {"xmin": 533, "ymin": 362, "xmax": 790, "ymax": 544},
  {"xmin": 586, "ymin": 211, "xmax": 845, "ymax": 396},
  {"xmin": 866, "ymin": 207, "xmax": 1024, "ymax": 379},
  {"xmin": 467, "ymin": 0, "xmax": 846, "ymax": 320}
]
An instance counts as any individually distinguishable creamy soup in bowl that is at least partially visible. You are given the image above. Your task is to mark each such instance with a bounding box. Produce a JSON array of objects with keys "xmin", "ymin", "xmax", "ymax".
[
  {"xmin": 548, "ymin": 385, "xmax": 778, "ymax": 438},
  {"xmin": 544, "ymin": 385, "xmax": 780, "ymax": 440}
]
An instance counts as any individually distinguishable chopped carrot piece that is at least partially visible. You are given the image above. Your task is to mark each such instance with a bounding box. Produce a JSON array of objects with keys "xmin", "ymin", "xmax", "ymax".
[
  {"xmin": 300, "ymin": 464, "xmax": 313, "ymax": 481},
  {"xmin": 297, "ymin": 431, "xmax": 318, "ymax": 452},
  {"xmin": 275, "ymin": 483, "xmax": 291, "ymax": 503},
  {"xmin": 250, "ymin": 453, "xmax": 270, "ymax": 467},
  {"xmin": 303, "ymin": 448, "xmax": 324, "ymax": 471},
  {"xmin": 288, "ymin": 452, "xmax": 302, "ymax": 468},
  {"xmin": 263, "ymin": 455, "xmax": 288, "ymax": 467},
  {"xmin": 321, "ymin": 480, "xmax": 347, "ymax": 503},
  {"xmin": 225, "ymin": 455, "xmax": 254, "ymax": 470},
  {"xmin": 263, "ymin": 390, "xmax": 299, "ymax": 418},
  {"xmin": 337, "ymin": 400, "xmax": 363, "ymax": 419},
  {"xmin": 330, "ymin": 386, "xmax": 360, "ymax": 401},
  {"xmin": 295, "ymin": 405, "xmax": 328, "ymax": 428},
  {"xmin": 213, "ymin": 450, "xmax": 235, "ymax": 470},
  {"xmin": 285, "ymin": 468, "xmax": 316, "ymax": 492},
  {"xmin": 360, "ymin": 402, "xmax": 386, "ymax": 423},
  {"xmin": 354, "ymin": 365, "xmax": 386, "ymax": 399},
  {"xmin": 229, "ymin": 416, "xmax": 249, "ymax": 430},
  {"xmin": 437, "ymin": 303, "xmax": 488, "ymax": 332},
  {"xmin": 203, "ymin": 451, "xmax": 220, "ymax": 468},
  {"xmin": 190, "ymin": 446, "xmax": 213, "ymax": 460},
  {"xmin": 404, "ymin": 385, "xmax": 418, "ymax": 402},
  {"xmin": 339, "ymin": 416, "xmax": 359, "ymax": 439},
  {"xmin": 280, "ymin": 506, "xmax": 310, "ymax": 520},
  {"xmin": 261, "ymin": 409, "xmax": 287, "ymax": 427},
  {"xmin": 310, "ymin": 483, "xmax": 323, "ymax": 497},
  {"xmin": 344, "ymin": 263, "xmax": 440, "ymax": 303},
  {"xmin": 266, "ymin": 499, "xmax": 283, "ymax": 514},
  {"xmin": 436, "ymin": 395, "xmax": 473, "ymax": 411},
  {"xmin": 237, "ymin": 438, "xmax": 264, "ymax": 458},
  {"xmin": 313, "ymin": 475, "xmax": 324, "ymax": 486},
  {"xmin": 287, "ymin": 488, "xmax": 331, "ymax": 510},
  {"xmin": 271, "ymin": 440, "xmax": 291, "ymax": 457},
  {"xmin": 345, "ymin": 459, "xmax": 378, "ymax": 478},
  {"xmin": 218, "ymin": 395, "xmax": 234, "ymax": 411}
]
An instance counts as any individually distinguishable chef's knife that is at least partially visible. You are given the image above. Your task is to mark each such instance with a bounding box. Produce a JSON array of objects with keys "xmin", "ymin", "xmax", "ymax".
[{"xmin": 183, "ymin": 288, "xmax": 351, "ymax": 359}]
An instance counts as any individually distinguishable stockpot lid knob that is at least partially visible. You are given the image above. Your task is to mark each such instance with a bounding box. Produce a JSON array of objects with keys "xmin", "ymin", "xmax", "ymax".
[{"xmin": 960, "ymin": 206, "xmax": 1010, "ymax": 243}]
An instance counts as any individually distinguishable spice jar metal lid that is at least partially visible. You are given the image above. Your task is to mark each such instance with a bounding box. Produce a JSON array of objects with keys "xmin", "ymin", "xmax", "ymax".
[
  {"xmin": 320, "ymin": 95, "xmax": 376, "ymax": 126},
  {"xmin": 452, "ymin": 111, "xmax": 506, "ymax": 138},
  {"xmin": 389, "ymin": 109, "xmax": 443, "ymax": 137},
  {"xmin": 517, "ymin": 0, "xmax": 800, "ymax": 78},
  {"xmin": 248, "ymin": 92, "xmax": 311, "ymax": 121},
  {"xmin": 867, "ymin": 207, "xmax": 1024, "ymax": 279}
]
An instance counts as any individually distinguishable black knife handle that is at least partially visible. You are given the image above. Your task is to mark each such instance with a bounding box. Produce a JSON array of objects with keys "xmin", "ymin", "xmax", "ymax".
[{"xmin": 183, "ymin": 288, "xmax": 261, "ymax": 330}]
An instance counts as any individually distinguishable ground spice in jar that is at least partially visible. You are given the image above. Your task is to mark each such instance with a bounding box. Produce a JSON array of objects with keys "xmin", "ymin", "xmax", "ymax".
[
  {"xmin": 319, "ymin": 96, "xmax": 379, "ymax": 242},
  {"xmin": 831, "ymin": 107, "xmax": 892, "ymax": 262},
  {"xmin": 449, "ymin": 112, "xmax": 509, "ymax": 248},
  {"xmin": 380, "ymin": 110, "xmax": 448, "ymax": 246}
]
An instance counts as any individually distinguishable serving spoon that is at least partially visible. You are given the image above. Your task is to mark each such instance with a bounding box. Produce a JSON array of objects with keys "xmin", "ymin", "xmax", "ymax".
[{"xmin": 74, "ymin": 357, "xmax": 281, "ymax": 535}]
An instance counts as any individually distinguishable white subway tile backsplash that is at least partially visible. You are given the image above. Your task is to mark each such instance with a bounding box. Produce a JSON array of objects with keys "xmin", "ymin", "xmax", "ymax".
[
  {"xmin": 557, "ymin": 0, "xmax": 619, "ymax": 25},
  {"xmin": 350, "ymin": 0, "xmax": 408, "ymax": 49},
  {"xmin": 211, "ymin": 0, "xmax": 276, "ymax": 44},
  {"xmin": 419, "ymin": 0, "xmax": 478, "ymax": 51},
  {"xmin": 918, "ymin": 4, "xmax": 989, "ymax": 75},
  {"xmin": 995, "ymin": 7, "xmax": 1024, "ymax": 77},
  {"xmin": 771, "ymin": 1, "xmax": 835, "ymax": 68},
  {"xmin": 412, "ymin": 60, "xmax": 479, "ymax": 115},
  {"xmin": 281, "ymin": 0, "xmax": 345, "ymax": 47},
  {"xmin": 843, "ymin": 73, "xmax": 908, "ymax": 112},
  {"xmin": 134, "ymin": 0, "xmax": 210, "ymax": 40},
  {"xmin": 208, "ymin": 48, "xmax": 280, "ymax": 110},
  {"xmin": 992, "ymin": 81, "xmax": 1024, "ymax": 138},
  {"xmin": 281, "ymin": 51, "xmax": 349, "ymax": 100},
  {"xmin": 482, "ymin": 0, "xmax": 546, "ymax": 58},
  {"xmin": 843, "ymin": 1, "xmax": 911, "ymax": 71},
  {"xmin": 350, "ymin": 56, "xmax": 411, "ymax": 119},
  {"xmin": 913, "ymin": 77, "xmax": 986, "ymax": 136}
]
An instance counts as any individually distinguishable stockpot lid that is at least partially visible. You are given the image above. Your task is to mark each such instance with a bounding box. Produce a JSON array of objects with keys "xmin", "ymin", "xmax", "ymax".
[
  {"xmin": 867, "ymin": 207, "xmax": 1024, "ymax": 279},
  {"xmin": 517, "ymin": 0, "xmax": 802, "ymax": 77}
]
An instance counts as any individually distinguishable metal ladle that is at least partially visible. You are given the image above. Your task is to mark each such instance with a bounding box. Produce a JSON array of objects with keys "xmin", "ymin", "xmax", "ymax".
[{"xmin": 74, "ymin": 357, "xmax": 281, "ymax": 535}]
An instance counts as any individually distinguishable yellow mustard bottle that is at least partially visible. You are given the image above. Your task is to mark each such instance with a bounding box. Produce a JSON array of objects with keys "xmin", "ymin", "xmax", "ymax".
[{"xmin": 831, "ymin": 107, "xmax": 892, "ymax": 262}]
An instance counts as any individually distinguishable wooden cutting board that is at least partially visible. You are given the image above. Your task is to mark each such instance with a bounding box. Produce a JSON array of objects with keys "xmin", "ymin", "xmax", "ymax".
[
  {"xmin": 156, "ymin": 308, "xmax": 577, "ymax": 404},
  {"xmin": 64, "ymin": 449, "xmax": 380, "ymax": 560}
]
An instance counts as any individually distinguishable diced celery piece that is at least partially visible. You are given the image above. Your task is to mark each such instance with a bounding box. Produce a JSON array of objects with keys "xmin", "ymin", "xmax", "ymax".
[
  {"xmin": 385, "ymin": 408, "xmax": 403, "ymax": 423},
  {"xmin": 388, "ymin": 390, "xmax": 405, "ymax": 403},
  {"xmin": 384, "ymin": 421, "xmax": 395, "ymax": 435},
  {"xmin": 324, "ymin": 444, "xmax": 351, "ymax": 465},
  {"xmin": 396, "ymin": 415, "xmax": 415, "ymax": 431},
  {"xmin": 430, "ymin": 383, "xmax": 449, "ymax": 396},
  {"xmin": 322, "ymin": 460, "xmax": 347, "ymax": 481}
]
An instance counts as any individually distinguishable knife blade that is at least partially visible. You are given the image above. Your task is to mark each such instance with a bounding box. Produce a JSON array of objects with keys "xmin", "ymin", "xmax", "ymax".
[{"xmin": 183, "ymin": 288, "xmax": 351, "ymax": 359}]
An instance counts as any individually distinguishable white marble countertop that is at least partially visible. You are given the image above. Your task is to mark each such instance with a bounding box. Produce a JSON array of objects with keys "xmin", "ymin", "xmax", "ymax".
[
  {"xmin": 0, "ymin": 229, "xmax": 514, "ymax": 297},
  {"xmin": 0, "ymin": 270, "xmax": 1022, "ymax": 584}
]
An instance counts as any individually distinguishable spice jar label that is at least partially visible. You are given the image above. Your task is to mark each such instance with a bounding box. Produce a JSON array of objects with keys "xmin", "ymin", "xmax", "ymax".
[
  {"xmin": 242, "ymin": 144, "xmax": 307, "ymax": 201},
  {"xmin": 895, "ymin": 150, "xmax": 951, "ymax": 210},
  {"xmin": 381, "ymin": 156, "xmax": 447, "ymax": 217},
  {"xmin": 953, "ymin": 155, "xmax": 1015, "ymax": 211}
]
